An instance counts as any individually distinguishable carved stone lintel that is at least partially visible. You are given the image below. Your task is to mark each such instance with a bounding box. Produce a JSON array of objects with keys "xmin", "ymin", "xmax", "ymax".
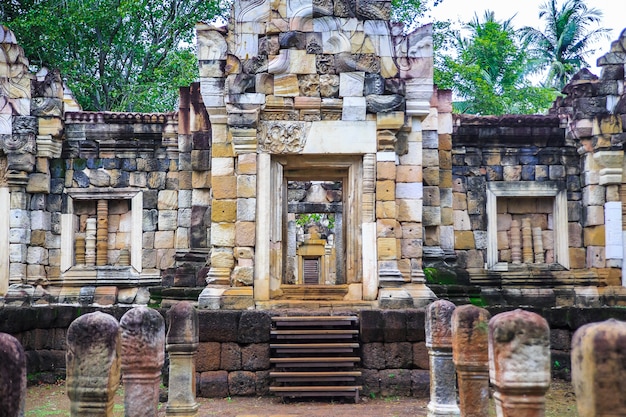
[{"xmin": 258, "ymin": 121, "xmax": 310, "ymax": 154}]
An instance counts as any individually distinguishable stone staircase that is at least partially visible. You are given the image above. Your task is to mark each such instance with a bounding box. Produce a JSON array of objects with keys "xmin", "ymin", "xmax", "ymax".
[{"xmin": 269, "ymin": 315, "xmax": 362, "ymax": 402}]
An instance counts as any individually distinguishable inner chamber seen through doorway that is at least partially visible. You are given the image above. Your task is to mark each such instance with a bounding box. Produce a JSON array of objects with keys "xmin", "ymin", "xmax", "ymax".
[{"xmin": 285, "ymin": 180, "xmax": 344, "ymax": 285}]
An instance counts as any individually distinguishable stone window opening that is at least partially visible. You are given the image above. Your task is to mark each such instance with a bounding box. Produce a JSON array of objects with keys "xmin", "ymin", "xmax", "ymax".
[
  {"xmin": 487, "ymin": 181, "xmax": 569, "ymax": 271},
  {"xmin": 60, "ymin": 188, "xmax": 151, "ymax": 286}
]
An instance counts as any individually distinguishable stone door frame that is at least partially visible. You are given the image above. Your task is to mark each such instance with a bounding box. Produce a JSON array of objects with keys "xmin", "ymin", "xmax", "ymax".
[{"xmin": 254, "ymin": 153, "xmax": 372, "ymax": 301}]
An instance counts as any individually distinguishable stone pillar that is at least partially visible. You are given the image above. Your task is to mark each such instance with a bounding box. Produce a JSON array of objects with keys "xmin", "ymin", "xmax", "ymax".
[
  {"xmin": 426, "ymin": 300, "xmax": 460, "ymax": 417},
  {"xmin": 166, "ymin": 301, "xmax": 199, "ymax": 417},
  {"xmin": 510, "ymin": 219, "xmax": 521, "ymax": 264},
  {"xmin": 451, "ymin": 305, "xmax": 491, "ymax": 417},
  {"xmin": 96, "ymin": 200, "xmax": 108, "ymax": 266},
  {"xmin": 571, "ymin": 319, "xmax": 626, "ymax": 416},
  {"xmin": 85, "ymin": 217, "xmax": 96, "ymax": 266},
  {"xmin": 521, "ymin": 218, "xmax": 533, "ymax": 264},
  {"xmin": 66, "ymin": 311, "xmax": 121, "ymax": 417},
  {"xmin": 532, "ymin": 227, "xmax": 544, "ymax": 264},
  {"xmin": 120, "ymin": 307, "xmax": 165, "ymax": 417},
  {"xmin": 0, "ymin": 333, "xmax": 26, "ymax": 417},
  {"xmin": 75, "ymin": 234, "xmax": 86, "ymax": 266},
  {"xmin": 489, "ymin": 309, "xmax": 550, "ymax": 417}
]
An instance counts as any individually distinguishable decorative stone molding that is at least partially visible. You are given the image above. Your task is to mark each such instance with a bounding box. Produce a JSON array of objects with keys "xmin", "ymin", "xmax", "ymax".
[
  {"xmin": 259, "ymin": 121, "xmax": 310, "ymax": 154},
  {"xmin": 593, "ymin": 150, "xmax": 623, "ymax": 185},
  {"xmin": 35, "ymin": 135, "xmax": 62, "ymax": 158}
]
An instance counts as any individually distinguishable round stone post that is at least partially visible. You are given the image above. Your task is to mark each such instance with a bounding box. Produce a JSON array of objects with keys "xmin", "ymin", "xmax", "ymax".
[
  {"xmin": 426, "ymin": 300, "xmax": 460, "ymax": 417},
  {"xmin": 166, "ymin": 301, "xmax": 199, "ymax": 417},
  {"xmin": 120, "ymin": 307, "xmax": 165, "ymax": 417},
  {"xmin": 489, "ymin": 309, "xmax": 550, "ymax": 417},
  {"xmin": 66, "ymin": 312, "xmax": 121, "ymax": 417},
  {"xmin": 571, "ymin": 319, "xmax": 626, "ymax": 416},
  {"xmin": 451, "ymin": 305, "xmax": 491, "ymax": 417},
  {"xmin": 0, "ymin": 333, "xmax": 27, "ymax": 417}
]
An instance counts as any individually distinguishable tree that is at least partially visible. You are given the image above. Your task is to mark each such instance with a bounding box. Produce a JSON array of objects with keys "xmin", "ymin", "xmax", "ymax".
[
  {"xmin": 391, "ymin": 0, "xmax": 444, "ymax": 32},
  {"xmin": 521, "ymin": 0, "xmax": 610, "ymax": 90},
  {"xmin": 435, "ymin": 11, "xmax": 558, "ymax": 115},
  {"xmin": 0, "ymin": 0, "xmax": 226, "ymax": 112}
]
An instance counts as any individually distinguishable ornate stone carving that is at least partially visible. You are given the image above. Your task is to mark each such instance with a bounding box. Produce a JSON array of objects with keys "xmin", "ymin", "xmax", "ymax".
[
  {"xmin": 319, "ymin": 74, "xmax": 339, "ymax": 97},
  {"xmin": 0, "ymin": 156, "xmax": 7, "ymax": 187},
  {"xmin": 298, "ymin": 74, "xmax": 320, "ymax": 97},
  {"xmin": 259, "ymin": 121, "xmax": 310, "ymax": 154},
  {"xmin": 31, "ymin": 97, "xmax": 63, "ymax": 117},
  {"xmin": 0, "ymin": 132, "xmax": 35, "ymax": 154},
  {"xmin": 12, "ymin": 116, "xmax": 37, "ymax": 135},
  {"xmin": 316, "ymin": 54, "xmax": 336, "ymax": 74}
]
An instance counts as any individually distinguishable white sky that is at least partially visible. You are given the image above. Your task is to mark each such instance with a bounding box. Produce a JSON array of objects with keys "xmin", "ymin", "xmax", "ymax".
[{"xmin": 428, "ymin": 0, "xmax": 624, "ymax": 74}]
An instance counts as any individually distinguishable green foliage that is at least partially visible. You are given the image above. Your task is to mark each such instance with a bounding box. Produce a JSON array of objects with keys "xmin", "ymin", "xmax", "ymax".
[
  {"xmin": 295, "ymin": 213, "xmax": 335, "ymax": 231},
  {"xmin": 390, "ymin": 0, "xmax": 444, "ymax": 31},
  {"xmin": 1, "ymin": 0, "xmax": 227, "ymax": 112},
  {"xmin": 435, "ymin": 11, "xmax": 559, "ymax": 115},
  {"xmin": 521, "ymin": 0, "xmax": 611, "ymax": 90}
]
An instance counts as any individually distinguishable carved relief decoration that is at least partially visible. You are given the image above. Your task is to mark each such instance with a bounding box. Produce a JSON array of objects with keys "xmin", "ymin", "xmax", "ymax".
[
  {"xmin": 0, "ymin": 156, "xmax": 7, "ymax": 187},
  {"xmin": 0, "ymin": 132, "xmax": 35, "ymax": 154},
  {"xmin": 259, "ymin": 121, "xmax": 310, "ymax": 154}
]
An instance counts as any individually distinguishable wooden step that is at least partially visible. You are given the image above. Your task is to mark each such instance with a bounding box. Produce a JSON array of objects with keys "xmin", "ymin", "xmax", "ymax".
[
  {"xmin": 271, "ymin": 329, "xmax": 358, "ymax": 340},
  {"xmin": 272, "ymin": 315, "xmax": 358, "ymax": 324},
  {"xmin": 270, "ymin": 385, "xmax": 362, "ymax": 402},
  {"xmin": 270, "ymin": 314, "xmax": 361, "ymax": 403},
  {"xmin": 270, "ymin": 371, "xmax": 361, "ymax": 383},
  {"xmin": 270, "ymin": 356, "xmax": 360, "ymax": 367},
  {"xmin": 270, "ymin": 342, "xmax": 359, "ymax": 354}
]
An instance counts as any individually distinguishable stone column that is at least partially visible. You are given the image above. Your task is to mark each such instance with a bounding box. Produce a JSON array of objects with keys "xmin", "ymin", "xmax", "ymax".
[
  {"xmin": 66, "ymin": 311, "xmax": 121, "ymax": 417},
  {"xmin": 571, "ymin": 319, "xmax": 626, "ymax": 416},
  {"xmin": 120, "ymin": 307, "xmax": 165, "ymax": 417},
  {"xmin": 0, "ymin": 333, "xmax": 26, "ymax": 417},
  {"xmin": 451, "ymin": 305, "xmax": 491, "ymax": 417},
  {"xmin": 532, "ymin": 227, "xmax": 544, "ymax": 264},
  {"xmin": 96, "ymin": 200, "xmax": 109, "ymax": 266},
  {"xmin": 510, "ymin": 220, "xmax": 521, "ymax": 264},
  {"xmin": 426, "ymin": 300, "xmax": 460, "ymax": 417},
  {"xmin": 489, "ymin": 309, "xmax": 550, "ymax": 417},
  {"xmin": 85, "ymin": 217, "xmax": 96, "ymax": 266},
  {"xmin": 521, "ymin": 218, "xmax": 533, "ymax": 264},
  {"xmin": 166, "ymin": 301, "xmax": 199, "ymax": 417},
  {"xmin": 75, "ymin": 234, "xmax": 86, "ymax": 266}
]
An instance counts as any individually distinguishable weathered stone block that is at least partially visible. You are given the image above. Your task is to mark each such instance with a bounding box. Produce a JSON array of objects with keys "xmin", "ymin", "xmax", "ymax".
[
  {"xmin": 362, "ymin": 342, "xmax": 385, "ymax": 369},
  {"xmin": 199, "ymin": 371, "xmax": 228, "ymax": 398},
  {"xmin": 241, "ymin": 344, "xmax": 270, "ymax": 371}
]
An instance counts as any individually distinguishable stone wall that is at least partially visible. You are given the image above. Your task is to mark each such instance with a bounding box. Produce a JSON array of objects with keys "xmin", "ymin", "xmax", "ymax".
[{"xmin": 4, "ymin": 306, "xmax": 623, "ymax": 396}]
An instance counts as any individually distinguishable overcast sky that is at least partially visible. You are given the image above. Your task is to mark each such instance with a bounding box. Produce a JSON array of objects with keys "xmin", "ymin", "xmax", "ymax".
[{"xmin": 429, "ymin": 0, "xmax": 623, "ymax": 73}]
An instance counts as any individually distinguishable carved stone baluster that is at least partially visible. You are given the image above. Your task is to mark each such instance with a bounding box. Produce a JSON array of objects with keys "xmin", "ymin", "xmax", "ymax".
[
  {"xmin": 532, "ymin": 227, "xmax": 544, "ymax": 264},
  {"xmin": 96, "ymin": 200, "xmax": 108, "ymax": 266},
  {"xmin": 85, "ymin": 218, "xmax": 96, "ymax": 266},
  {"xmin": 509, "ymin": 220, "xmax": 521, "ymax": 264},
  {"xmin": 521, "ymin": 218, "xmax": 533, "ymax": 264},
  {"xmin": 75, "ymin": 234, "xmax": 86, "ymax": 266}
]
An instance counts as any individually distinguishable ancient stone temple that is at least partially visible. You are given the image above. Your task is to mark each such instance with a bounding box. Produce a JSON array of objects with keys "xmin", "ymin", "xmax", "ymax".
[{"xmin": 1, "ymin": 3, "xmax": 626, "ymax": 309}]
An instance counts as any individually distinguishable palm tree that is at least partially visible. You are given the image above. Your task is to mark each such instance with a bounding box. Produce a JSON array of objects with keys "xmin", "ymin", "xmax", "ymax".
[{"xmin": 521, "ymin": 0, "xmax": 610, "ymax": 90}]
